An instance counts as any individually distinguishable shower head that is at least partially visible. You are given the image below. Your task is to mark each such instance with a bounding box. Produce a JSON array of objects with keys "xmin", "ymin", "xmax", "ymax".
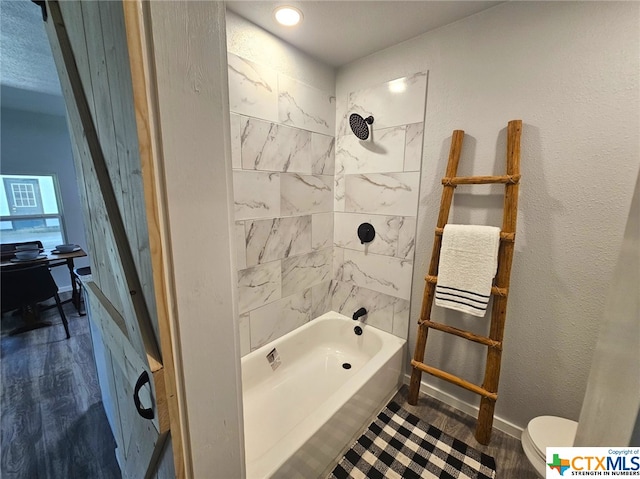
[{"xmin": 349, "ymin": 113, "xmax": 374, "ymax": 140}]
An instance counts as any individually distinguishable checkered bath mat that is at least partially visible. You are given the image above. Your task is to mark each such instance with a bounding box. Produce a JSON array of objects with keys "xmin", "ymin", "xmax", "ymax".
[{"xmin": 328, "ymin": 401, "xmax": 496, "ymax": 479}]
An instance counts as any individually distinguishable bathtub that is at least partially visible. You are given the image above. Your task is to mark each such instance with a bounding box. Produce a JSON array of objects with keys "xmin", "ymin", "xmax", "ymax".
[{"xmin": 241, "ymin": 311, "xmax": 406, "ymax": 479}]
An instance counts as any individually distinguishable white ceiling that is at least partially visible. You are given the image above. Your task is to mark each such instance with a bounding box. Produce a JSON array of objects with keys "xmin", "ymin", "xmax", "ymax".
[
  {"xmin": 226, "ymin": 1, "xmax": 501, "ymax": 67},
  {"xmin": 0, "ymin": 0, "xmax": 501, "ymax": 114},
  {"xmin": 1, "ymin": 0, "xmax": 61, "ymax": 95}
]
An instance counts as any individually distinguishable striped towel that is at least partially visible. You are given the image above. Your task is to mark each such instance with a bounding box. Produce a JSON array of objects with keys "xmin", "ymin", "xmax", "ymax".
[{"xmin": 435, "ymin": 224, "xmax": 501, "ymax": 317}]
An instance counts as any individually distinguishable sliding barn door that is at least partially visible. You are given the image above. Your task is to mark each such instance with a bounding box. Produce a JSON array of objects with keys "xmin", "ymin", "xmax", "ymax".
[{"xmin": 42, "ymin": 1, "xmax": 181, "ymax": 477}]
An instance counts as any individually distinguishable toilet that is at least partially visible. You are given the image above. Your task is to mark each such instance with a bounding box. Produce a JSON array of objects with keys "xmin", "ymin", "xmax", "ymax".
[{"xmin": 521, "ymin": 416, "xmax": 578, "ymax": 478}]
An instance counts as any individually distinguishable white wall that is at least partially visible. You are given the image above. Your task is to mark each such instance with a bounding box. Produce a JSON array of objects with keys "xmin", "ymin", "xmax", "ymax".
[
  {"xmin": 148, "ymin": 2, "xmax": 245, "ymax": 476},
  {"xmin": 574, "ymin": 171, "xmax": 639, "ymax": 446},
  {"xmin": 0, "ymin": 106, "xmax": 89, "ymax": 288},
  {"xmin": 337, "ymin": 1, "xmax": 640, "ymax": 431}
]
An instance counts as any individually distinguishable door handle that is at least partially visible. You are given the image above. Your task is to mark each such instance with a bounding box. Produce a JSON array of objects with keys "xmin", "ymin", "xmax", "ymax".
[{"xmin": 133, "ymin": 370, "xmax": 154, "ymax": 420}]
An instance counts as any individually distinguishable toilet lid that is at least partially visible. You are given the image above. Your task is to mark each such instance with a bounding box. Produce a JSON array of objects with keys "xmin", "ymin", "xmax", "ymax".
[{"xmin": 527, "ymin": 416, "xmax": 578, "ymax": 458}]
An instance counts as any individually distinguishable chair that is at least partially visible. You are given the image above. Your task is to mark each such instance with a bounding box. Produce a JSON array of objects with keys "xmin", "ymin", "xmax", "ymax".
[
  {"xmin": 1, "ymin": 263, "xmax": 70, "ymax": 338},
  {"xmin": 1, "ymin": 240, "xmax": 44, "ymax": 261}
]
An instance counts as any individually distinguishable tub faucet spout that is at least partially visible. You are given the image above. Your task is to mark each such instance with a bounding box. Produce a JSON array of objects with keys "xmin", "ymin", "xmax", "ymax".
[{"xmin": 352, "ymin": 307, "xmax": 367, "ymax": 321}]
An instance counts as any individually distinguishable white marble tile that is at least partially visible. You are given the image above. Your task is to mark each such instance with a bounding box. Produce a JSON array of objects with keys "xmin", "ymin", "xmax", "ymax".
[
  {"xmin": 344, "ymin": 172, "xmax": 420, "ymax": 217},
  {"xmin": 337, "ymin": 249, "xmax": 413, "ymax": 300},
  {"xmin": 227, "ymin": 53, "xmax": 278, "ymax": 122},
  {"xmin": 278, "ymin": 75, "xmax": 335, "ymax": 135},
  {"xmin": 334, "ymin": 176, "xmax": 346, "ymax": 212},
  {"xmin": 329, "ymin": 280, "xmax": 356, "ymax": 315},
  {"xmin": 312, "ymin": 212, "xmax": 333, "ymax": 251},
  {"xmin": 237, "ymin": 261, "xmax": 281, "ymax": 314},
  {"xmin": 230, "ymin": 113, "xmax": 242, "ymax": 170},
  {"xmin": 235, "ymin": 221, "xmax": 247, "ymax": 271},
  {"xmin": 329, "ymin": 280, "xmax": 397, "ymax": 335},
  {"xmin": 238, "ymin": 312, "xmax": 251, "ymax": 356},
  {"xmin": 347, "ymin": 72, "xmax": 427, "ymax": 131},
  {"xmin": 338, "ymin": 126, "xmax": 406, "ymax": 174},
  {"xmin": 311, "ymin": 133, "xmax": 335, "ymax": 175},
  {"xmin": 245, "ymin": 216, "xmax": 311, "ymax": 267},
  {"xmin": 282, "ymin": 248, "xmax": 332, "ymax": 297},
  {"xmin": 249, "ymin": 289, "xmax": 311, "ymax": 350},
  {"xmin": 334, "ymin": 212, "xmax": 401, "ymax": 256},
  {"xmin": 310, "ymin": 281, "xmax": 332, "ymax": 320},
  {"xmin": 335, "ymin": 93, "xmax": 349, "ymax": 138},
  {"xmin": 404, "ymin": 122, "xmax": 424, "ymax": 172},
  {"xmin": 241, "ymin": 117, "xmax": 312, "ymax": 173},
  {"xmin": 233, "ymin": 170, "xmax": 280, "ymax": 221},
  {"xmin": 281, "ymin": 174, "xmax": 333, "ymax": 216},
  {"xmin": 334, "ymin": 157, "xmax": 345, "ymax": 212},
  {"xmin": 397, "ymin": 216, "xmax": 417, "ymax": 260},
  {"xmin": 333, "ymin": 247, "xmax": 344, "ymax": 281},
  {"xmin": 392, "ymin": 299, "xmax": 411, "ymax": 339}
]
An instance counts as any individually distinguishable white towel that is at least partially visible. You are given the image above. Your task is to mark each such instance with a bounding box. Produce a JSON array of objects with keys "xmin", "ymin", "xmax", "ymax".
[{"xmin": 435, "ymin": 224, "xmax": 501, "ymax": 317}]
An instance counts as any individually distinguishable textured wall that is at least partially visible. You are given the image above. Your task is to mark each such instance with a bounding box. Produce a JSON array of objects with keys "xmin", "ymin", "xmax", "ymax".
[
  {"xmin": 337, "ymin": 1, "xmax": 640, "ymax": 431},
  {"xmin": 574, "ymin": 172, "xmax": 639, "ymax": 446}
]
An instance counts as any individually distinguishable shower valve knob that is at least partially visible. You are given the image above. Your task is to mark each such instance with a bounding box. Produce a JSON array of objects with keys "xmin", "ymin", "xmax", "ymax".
[{"xmin": 357, "ymin": 222, "xmax": 375, "ymax": 244}]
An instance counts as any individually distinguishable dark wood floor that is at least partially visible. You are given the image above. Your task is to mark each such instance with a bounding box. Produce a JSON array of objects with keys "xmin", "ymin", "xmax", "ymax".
[
  {"xmin": 391, "ymin": 386, "xmax": 539, "ymax": 478},
  {"xmin": 1, "ymin": 295, "xmax": 121, "ymax": 479}
]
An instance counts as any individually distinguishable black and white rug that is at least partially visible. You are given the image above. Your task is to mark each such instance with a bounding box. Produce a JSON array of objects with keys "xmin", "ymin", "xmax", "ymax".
[{"xmin": 328, "ymin": 401, "xmax": 496, "ymax": 479}]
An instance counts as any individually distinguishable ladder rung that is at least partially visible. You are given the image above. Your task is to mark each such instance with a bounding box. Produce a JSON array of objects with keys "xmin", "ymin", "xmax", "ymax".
[
  {"xmin": 442, "ymin": 174, "xmax": 521, "ymax": 186},
  {"xmin": 435, "ymin": 227, "xmax": 515, "ymax": 242},
  {"xmin": 419, "ymin": 319, "xmax": 502, "ymax": 349},
  {"xmin": 411, "ymin": 360, "xmax": 498, "ymax": 401},
  {"xmin": 425, "ymin": 275, "xmax": 508, "ymax": 297}
]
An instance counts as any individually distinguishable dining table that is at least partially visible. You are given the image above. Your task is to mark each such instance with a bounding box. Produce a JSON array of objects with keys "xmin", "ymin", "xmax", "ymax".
[{"xmin": 0, "ymin": 247, "xmax": 88, "ymax": 313}]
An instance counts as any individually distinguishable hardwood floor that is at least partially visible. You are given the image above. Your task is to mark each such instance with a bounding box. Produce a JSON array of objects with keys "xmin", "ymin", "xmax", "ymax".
[
  {"xmin": 1, "ymin": 295, "xmax": 121, "ymax": 479},
  {"xmin": 391, "ymin": 386, "xmax": 540, "ymax": 478}
]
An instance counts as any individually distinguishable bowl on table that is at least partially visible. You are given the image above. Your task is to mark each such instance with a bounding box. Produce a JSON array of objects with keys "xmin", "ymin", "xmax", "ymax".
[
  {"xmin": 16, "ymin": 244, "xmax": 40, "ymax": 252},
  {"xmin": 55, "ymin": 244, "xmax": 77, "ymax": 254},
  {"xmin": 15, "ymin": 250, "xmax": 41, "ymax": 260}
]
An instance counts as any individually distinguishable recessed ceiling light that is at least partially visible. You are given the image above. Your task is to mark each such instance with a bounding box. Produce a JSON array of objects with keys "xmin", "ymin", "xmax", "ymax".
[{"xmin": 274, "ymin": 6, "xmax": 303, "ymax": 27}]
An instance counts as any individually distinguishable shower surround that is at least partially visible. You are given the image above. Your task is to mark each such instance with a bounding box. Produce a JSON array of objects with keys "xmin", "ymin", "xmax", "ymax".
[
  {"xmin": 333, "ymin": 73, "xmax": 427, "ymax": 337},
  {"xmin": 229, "ymin": 52, "xmax": 336, "ymax": 356},
  {"xmin": 228, "ymin": 43, "xmax": 426, "ymax": 356}
]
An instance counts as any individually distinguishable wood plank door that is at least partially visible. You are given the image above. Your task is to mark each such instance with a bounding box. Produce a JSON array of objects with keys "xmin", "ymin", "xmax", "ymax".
[{"xmin": 41, "ymin": 1, "xmax": 181, "ymax": 477}]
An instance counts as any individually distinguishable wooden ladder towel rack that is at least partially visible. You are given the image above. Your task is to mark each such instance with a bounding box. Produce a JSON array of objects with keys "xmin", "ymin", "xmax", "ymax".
[{"xmin": 408, "ymin": 119, "xmax": 522, "ymax": 445}]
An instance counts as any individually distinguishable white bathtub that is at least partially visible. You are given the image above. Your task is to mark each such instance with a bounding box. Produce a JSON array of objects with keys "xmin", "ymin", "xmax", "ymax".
[{"xmin": 241, "ymin": 311, "xmax": 406, "ymax": 479}]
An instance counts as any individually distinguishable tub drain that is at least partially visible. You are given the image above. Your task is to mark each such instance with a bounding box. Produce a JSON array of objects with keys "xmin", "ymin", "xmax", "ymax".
[{"xmin": 342, "ymin": 363, "xmax": 352, "ymax": 370}]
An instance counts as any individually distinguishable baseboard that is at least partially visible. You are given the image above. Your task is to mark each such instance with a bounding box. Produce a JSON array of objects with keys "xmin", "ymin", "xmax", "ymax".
[
  {"xmin": 58, "ymin": 285, "xmax": 73, "ymax": 294},
  {"xmin": 403, "ymin": 373, "xmax": 523, "ymax": 439}
]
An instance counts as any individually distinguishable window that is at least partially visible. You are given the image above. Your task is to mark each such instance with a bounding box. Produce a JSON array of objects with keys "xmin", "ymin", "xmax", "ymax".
[
  {"xmin": 11, "ymin": 183, "xmax": 37, "ymax": 208},
  {"xmin": 0, "ymin": 174, "xmax": 66, "ymax": 251}
]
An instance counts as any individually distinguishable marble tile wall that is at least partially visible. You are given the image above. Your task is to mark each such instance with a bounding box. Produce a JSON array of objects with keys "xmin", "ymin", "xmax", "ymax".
[
  {"xmin": 332, "ymin": 72, "xmax": 427, "ymax": 339},
  {"xmin": 228, "ymin": 53, "xmax": 336, "ymax": 355},
  {"xmin": 228, "ymin": 49, "xmax": 426, "ymax": 355}
]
